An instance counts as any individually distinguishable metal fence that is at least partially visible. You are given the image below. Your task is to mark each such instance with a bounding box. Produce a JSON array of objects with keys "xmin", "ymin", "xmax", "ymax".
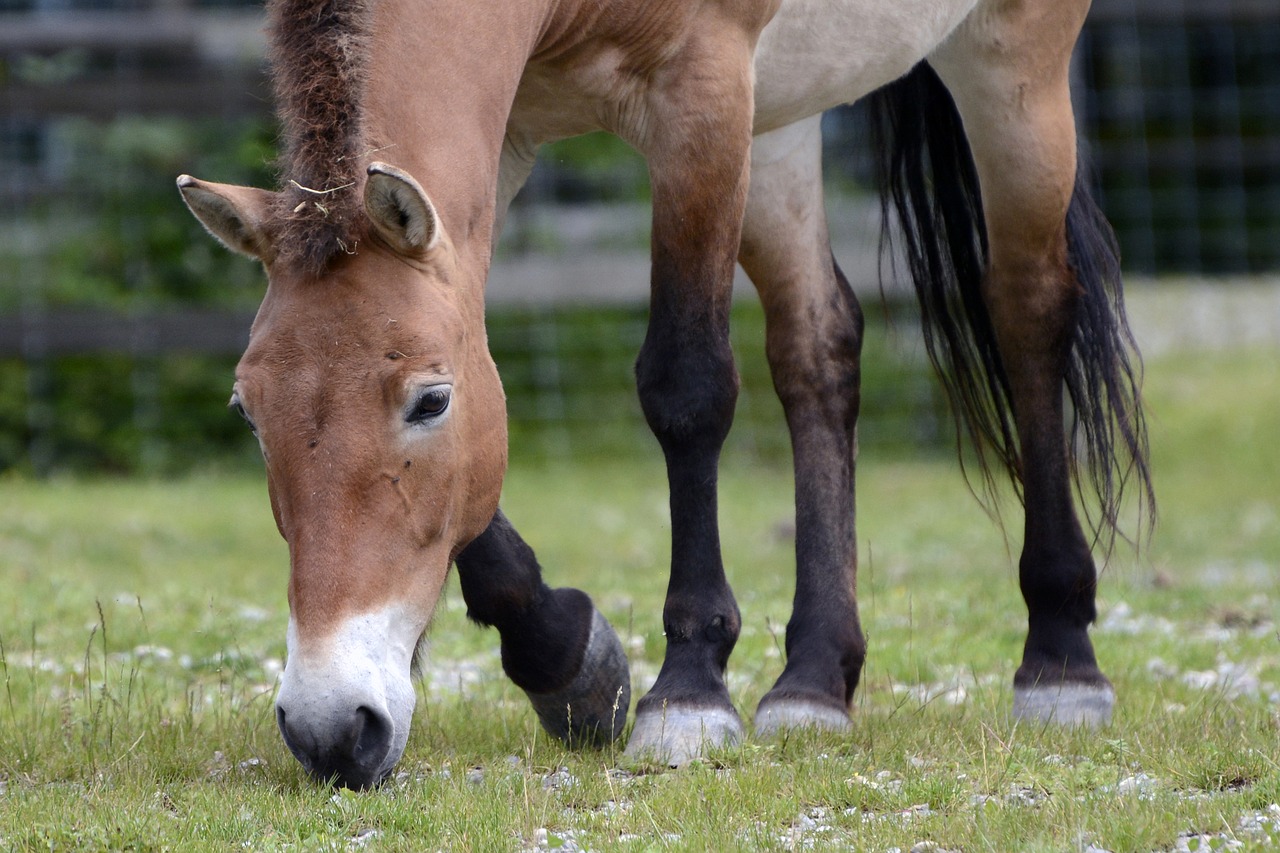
[
  {"xmin": 4, "ymin": 0, "xmax": 1278, "ymax": 272},
  {"xmin": 1077, "ymin": 0, "xmax": 1280, "ymax": 273},
  {"xmin": 1, "ymin": 0, "xmax": 1277, "ymax": 474}
]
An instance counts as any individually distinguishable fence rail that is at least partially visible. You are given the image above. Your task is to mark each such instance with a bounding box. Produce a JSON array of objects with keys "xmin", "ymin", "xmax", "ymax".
[
  {"xmin": 0, "ymin": 310, "xmax": 253, "ymax": 357},
  {"xmin": 1, "ymin": 0, "xmax": 1277, "ymax": 473},
  {"xmin": 0, "ymin": 9, "xmax": 268, "ymax": 118}
]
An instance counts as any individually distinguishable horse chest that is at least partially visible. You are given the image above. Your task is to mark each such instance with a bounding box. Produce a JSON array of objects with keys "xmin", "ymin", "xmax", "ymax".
[{"xmin": 508, "ymin": 53, "xmax": 638, "ymax": 145}]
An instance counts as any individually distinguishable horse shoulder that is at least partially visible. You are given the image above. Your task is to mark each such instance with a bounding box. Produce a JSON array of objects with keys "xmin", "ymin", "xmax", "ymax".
[{"xmin": 513, "ymin": 0, "xmax": 774, "ymax": 150}]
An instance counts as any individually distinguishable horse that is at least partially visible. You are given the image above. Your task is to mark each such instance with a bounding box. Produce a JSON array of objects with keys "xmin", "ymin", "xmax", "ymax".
[{"xmin": 178, "ymin": 0, "xmax": 1151, "ymax": 789}]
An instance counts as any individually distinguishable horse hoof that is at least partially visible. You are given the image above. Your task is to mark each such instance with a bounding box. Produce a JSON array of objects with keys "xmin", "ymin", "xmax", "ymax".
[
  {"xmin": 524, "ymin": 608, "xmax": 631, "ymax": 746},
  {"xmin": 623, "ymin": 704, "xmax": 743, "ymax": 767},
  {"xmin": 754, "ymin": 697, "xmax": 851, "ymax": 738},
  {"xmin": 1012, "ymin": 682, "xmax": 1114, "ymax": 727}
]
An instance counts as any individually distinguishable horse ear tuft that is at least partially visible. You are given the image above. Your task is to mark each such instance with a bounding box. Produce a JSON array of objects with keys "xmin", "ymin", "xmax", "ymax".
[
  {"xmin": 177, "ymin": 175, "xmax": 277, "ymax": 260},
  {"xmin": 363, "ymin": 162, "xmax": 442, "ymax": 255}
]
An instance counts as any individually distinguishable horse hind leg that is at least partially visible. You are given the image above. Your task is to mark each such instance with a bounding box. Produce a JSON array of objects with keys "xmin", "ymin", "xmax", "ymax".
[
  {"xmin": 929, "ymin": 4, "xmax": 1131, "ymax": 725},
  {"xmin": 739, "ymin": 115, "xmax": 866, "ymax": 735}
]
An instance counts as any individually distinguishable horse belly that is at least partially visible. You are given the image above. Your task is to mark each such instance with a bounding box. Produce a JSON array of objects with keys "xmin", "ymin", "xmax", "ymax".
[{"xmin": 752, "ymin": 0, "xmax": 980, "ymax": 132}]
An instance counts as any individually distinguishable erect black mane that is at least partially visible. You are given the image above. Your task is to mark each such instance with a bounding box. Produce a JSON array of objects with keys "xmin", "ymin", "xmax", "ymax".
[{"xmin": 267, "ymin": 0, "xmax": 375, "ymax": 273}]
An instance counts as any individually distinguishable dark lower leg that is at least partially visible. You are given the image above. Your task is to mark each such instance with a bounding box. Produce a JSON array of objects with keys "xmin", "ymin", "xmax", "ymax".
[
  {"xmin": 1010, "ymin": 404, "xmax": 1113, "ymax": 727},
  {"xmin": 1015, "ymin": 435, "xmax": 1107, "ymax": 689},
  {"xmin": 454, "ymin": 509, "xmax": 630, "ymax": 742},
  {"xmin": 626, "ymin": 82, "xmax": 752, "ymax": 756},
  {"xmin": 991, "ymin": 278, "xmax": 1109, "ymax": 693},
  {"xmin": 759, "ymin": 262, "xmax": 867, "ymax": 713},
  {"xmin": 633, "ymin": 313, "xmax": 742, "ymax": 716}
]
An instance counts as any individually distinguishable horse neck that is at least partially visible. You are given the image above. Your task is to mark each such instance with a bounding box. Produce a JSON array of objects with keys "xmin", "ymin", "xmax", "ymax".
[{"xmin": 362, "ymin": 0, "xmax": 552, "ymax": 267}]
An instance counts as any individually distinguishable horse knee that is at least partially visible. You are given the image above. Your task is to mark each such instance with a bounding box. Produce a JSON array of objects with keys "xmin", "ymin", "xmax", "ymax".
[{"xmin": 635, "ymin": 330, "xmax": 739, "ymax": 456}]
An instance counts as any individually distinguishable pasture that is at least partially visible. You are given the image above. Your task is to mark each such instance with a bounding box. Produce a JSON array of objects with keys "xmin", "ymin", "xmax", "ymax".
[{"xmin": 1, "ymin": 338, "xmax": 1278, "ymax": 851}]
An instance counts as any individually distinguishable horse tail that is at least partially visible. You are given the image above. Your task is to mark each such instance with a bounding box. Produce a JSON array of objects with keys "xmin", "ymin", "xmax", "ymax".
[{"xmin": 866, "ymin": 61, "xmax": 1154, "ymax": 545}]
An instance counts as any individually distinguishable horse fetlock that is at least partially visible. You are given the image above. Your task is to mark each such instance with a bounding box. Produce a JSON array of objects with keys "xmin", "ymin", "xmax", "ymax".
[
  {"xmin": 1020, "ymin": 606, "xmax": 1103, "ymax": 679},
  {"xmin": 778, "ymin": 615, "xmax": 865, "ymax": 691},
  {"xmin": 523, "ymin": 608, "xmax": 631, "ymax": 747},
  {"xmin": 498, "ymin": 586, "xmax": 595, "ymax": 693},
  {"xmin": 703, "ymin": 612, "xmax": 740, "ymax": 646},
  {"xmin": 640, "ymin": 616, "xmax": 739, "ymax": 711},
  {"xmin": 758, "ymin": 645, "xmax": 861, "ymax": 734},
  {"xmin": 1015, "ymin": 641, "xmax": 1107, "ymax": 689},
  {"xmin": 662, "ymin": 609, "xmax": 741, "ymax": 651}
]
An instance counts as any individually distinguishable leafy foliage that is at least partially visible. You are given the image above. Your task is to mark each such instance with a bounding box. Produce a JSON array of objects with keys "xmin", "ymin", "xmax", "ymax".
[
  {"xmin": 2, "ymin": 117, "xmax": 277, "ymax": 313},
  {"xmin": 0, "ymin": 301, "xmax": 948, "ymax": 475}
]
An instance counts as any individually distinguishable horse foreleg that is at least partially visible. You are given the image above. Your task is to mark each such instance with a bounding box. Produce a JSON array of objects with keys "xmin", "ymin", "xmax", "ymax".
[
  {"xmin": 932, "ymin": 5, "xmax": 1115, "ymax": 725},
  {"xmin": 623, "ymin": 34, "xmax": 758, "ymax": 767},
  {"xmin": 450, "ymin": 131, "xmax": 633, "ymax": 744},
  {"xmin": 739, "ymin": 116, "xmax": 866, "ymax": 735},
  {"xmin": 454, "ymin": 509, "xmax": 630, "ymax": 745}
]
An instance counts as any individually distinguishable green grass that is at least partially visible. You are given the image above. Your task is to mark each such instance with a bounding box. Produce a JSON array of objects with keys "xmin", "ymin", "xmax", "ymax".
[{"xmin": 1, "ymin": 348, "xmax": 1278, "ymax": 851}]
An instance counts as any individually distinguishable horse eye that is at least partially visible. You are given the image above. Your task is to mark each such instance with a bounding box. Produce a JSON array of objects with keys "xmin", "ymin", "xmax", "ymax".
[
  {"xmin": 406, "ymin": 385, "xmax": 451, "ymax": 424},
  {"xmin": 229, "ymin": 393, "xmax": 257, "ymax": 433}
]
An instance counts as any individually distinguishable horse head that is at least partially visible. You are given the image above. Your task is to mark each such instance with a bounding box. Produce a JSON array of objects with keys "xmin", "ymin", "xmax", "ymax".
[{"xmin": 179, "ymin": 163, "xmax": 507, "ymax": 788}]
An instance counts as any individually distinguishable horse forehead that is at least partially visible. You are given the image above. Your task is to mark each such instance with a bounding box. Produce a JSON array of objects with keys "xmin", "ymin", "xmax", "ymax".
[{"xmin": 245, "ymin": 279, "xmax": 463, "ymax": 372}]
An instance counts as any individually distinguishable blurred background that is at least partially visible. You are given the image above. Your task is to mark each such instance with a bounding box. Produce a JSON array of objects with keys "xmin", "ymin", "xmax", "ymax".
[{"xmin": 0, "ymin": 0, "xmax": 1277, "ymax": 477}]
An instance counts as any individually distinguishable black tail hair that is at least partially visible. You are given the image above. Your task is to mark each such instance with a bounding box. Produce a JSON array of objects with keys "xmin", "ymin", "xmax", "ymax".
[{"xmin": 867, "ymin": 62, "xmax": 1154, "ymax": 545}]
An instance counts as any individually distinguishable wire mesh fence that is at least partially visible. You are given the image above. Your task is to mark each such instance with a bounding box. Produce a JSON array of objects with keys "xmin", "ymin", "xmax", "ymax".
[
  {"xmin": 1076, "ymin": 3, "xmax": 1280, "ymax": 273},
  {"xmin": 1, "ymin": 1, "xmax": 1277, "ymax": 475},
  {"xmin": 0, "ymin": 301, "xmax": 948, "ymax": 475}
]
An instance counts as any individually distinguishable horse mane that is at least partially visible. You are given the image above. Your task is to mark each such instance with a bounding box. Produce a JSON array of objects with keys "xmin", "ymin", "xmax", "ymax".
[{"xmin": 267, "ymin": 0, "xmax": 375, "ymax": 274}]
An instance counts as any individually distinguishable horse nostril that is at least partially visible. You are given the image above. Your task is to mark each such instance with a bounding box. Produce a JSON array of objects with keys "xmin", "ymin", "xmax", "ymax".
[
  {"xmin": 274, "ymin": 700, "xmax": 397, "ymax": 789},
  {"xmin": 352, "ymin": 705, "xmax": 393, "ymax": 764},
  {"xmin": 275, "ymin": 704, "xmax": 314, "ymax": 771}
]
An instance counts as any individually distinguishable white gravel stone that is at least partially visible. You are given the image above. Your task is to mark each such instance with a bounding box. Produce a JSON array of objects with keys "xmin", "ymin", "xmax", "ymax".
[
  {"xmin": 542, "ymin": 767, "xmax": 578, "ymax": 791},
  {"xmin": 1113, "ymin": 773, "xmax": 1159, "ymax": 800}
]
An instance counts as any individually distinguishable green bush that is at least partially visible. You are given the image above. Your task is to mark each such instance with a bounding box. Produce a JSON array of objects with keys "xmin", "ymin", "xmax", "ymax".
[
  {"xmin": 2, "ymin": 302, "xmax": 949, "ymax": 476},
  {"xmin": 1, "ymin": 117, "xmax": 276, "ymax": 314}
]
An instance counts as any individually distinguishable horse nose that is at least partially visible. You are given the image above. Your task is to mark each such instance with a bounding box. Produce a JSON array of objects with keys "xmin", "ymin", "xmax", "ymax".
[{"xmin": 276, "ymin": 702, "xmax": 396, "ymax": 790}]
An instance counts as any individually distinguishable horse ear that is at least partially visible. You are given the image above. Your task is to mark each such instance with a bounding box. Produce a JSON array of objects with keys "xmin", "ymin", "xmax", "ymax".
[
  {"xmin": 364, "ymin": 162, "xmax": 442, "ymax": 255},
  {"xmin": 177, "ymin": 175, "xmax": 276, "ymax": 260}
]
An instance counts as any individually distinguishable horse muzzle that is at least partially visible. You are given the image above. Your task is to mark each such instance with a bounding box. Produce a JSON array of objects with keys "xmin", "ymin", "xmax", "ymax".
[
  {"xmin": 274, "ymin": 612, "xmax": 419, "ymax": 789},
  {"xmin": 276, "ymin": 699, "xmax": 399, "ymax": 789}
]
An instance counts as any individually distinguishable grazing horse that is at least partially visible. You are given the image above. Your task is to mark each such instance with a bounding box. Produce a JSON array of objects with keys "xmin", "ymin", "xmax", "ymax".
[{"xmin": 179, "ymin": 0, "xmax": 1150, "ymax": 788}]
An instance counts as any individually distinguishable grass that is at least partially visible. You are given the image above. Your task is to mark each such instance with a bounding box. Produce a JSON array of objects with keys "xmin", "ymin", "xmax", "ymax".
[{"xmin": 1, "ymin": 346, "xmax": 1278, "ymax": 851}]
